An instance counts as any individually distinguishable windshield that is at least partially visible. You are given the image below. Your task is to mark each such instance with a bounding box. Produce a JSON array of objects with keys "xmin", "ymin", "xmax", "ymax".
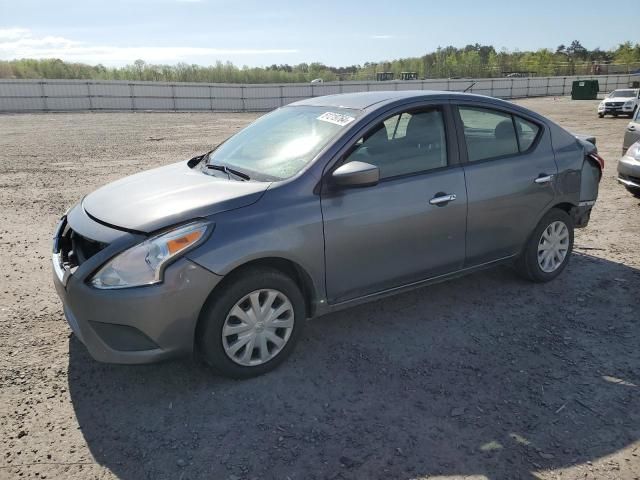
[
  {"xmin": 610, "ymin": 90, "xmax": 637, "ymax": 98},
  {"xmin": 204, "ymin": 106, "xmax": 360, "ymax": 181}
]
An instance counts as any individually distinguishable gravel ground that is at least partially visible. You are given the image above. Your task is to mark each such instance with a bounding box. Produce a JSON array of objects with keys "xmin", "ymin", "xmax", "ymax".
[{"xmin": 0, "ymin": 97, "xmax": 639, "ymax": 480}]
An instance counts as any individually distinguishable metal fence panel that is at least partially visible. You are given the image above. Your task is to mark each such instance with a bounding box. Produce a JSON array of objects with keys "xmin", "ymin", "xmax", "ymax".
[{"xmin": 0, "ymin": 74, "xmax": 637, "ymax": 112}]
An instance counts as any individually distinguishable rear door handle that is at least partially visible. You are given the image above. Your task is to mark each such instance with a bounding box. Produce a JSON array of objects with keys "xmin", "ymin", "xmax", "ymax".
[
  {"xmin": 429, "ymin": 193, "xmax": 456, "ymax": 206},
  {"xmin": 534, "ymin": 174, "xmax": 554, "ymax": 184}
]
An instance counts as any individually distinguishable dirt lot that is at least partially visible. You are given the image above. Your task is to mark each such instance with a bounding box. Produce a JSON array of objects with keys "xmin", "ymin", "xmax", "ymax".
[{"xmin": 1, "ymin": 97, "xmax": 639, "ymax": 480}]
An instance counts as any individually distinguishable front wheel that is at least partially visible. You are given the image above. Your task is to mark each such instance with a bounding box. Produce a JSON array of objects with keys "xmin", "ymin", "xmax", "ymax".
[
  {"xmin": 197, "ymin": 267, "xmax": 306, "ymax": 378},
  {"xmin": 598, "ymin": 113, "xmax": 604, "ymax": 118},
  {"xmin": 515, "ymin": 209, "xmax": 574, "ymax": 282}
]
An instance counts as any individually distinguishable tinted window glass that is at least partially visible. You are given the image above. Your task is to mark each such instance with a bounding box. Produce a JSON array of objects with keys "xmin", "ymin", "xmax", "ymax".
[
  {"xmin": 459, "ymin": 107, "xmax": 518, "ymax": 162},
  {"xmin": 346, "ymin": 109, "xmax": 447, "ymax": 179},
  {"xmin": 514, "ymin": 116, "xmax": 540, "ymax": 151}
]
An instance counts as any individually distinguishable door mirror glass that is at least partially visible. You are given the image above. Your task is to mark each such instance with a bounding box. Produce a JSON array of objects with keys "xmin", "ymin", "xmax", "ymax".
[{"xmin": 332, "ymin": 161, "xmax": 379, "ymax": 188}]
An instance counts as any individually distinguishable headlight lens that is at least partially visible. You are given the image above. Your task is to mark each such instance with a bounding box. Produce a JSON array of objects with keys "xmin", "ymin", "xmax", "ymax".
[
  {"xmin": 626, "ymin": 143, "xmax": 640, "ymax": 161},
  {"xmin": 624, "ymin": 101, "xmax": 633, "ymax": 106},
  {"xmin": 598, "ymin": 102, "xmax": 605, "ymax": 109},
  {"xmin": 90, "ymin": 221, "xmax": 211, "ymax": 289}
]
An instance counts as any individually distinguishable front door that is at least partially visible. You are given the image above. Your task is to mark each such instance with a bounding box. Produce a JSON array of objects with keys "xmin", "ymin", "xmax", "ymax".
[{"xmin": 321, "ymin": 105, "xmax": 467, "ymax": 303}]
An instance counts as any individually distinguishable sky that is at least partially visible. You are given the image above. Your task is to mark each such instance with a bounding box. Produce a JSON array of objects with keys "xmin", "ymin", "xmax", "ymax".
[{"xmin": 0, "ymin": 0, "xmax": 626, "ymax": 67}]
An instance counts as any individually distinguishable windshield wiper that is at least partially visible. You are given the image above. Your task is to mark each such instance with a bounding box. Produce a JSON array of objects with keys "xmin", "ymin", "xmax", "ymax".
[{"xmin": 206, "ymin": 163, "xmax": 250, "ymax": 181}]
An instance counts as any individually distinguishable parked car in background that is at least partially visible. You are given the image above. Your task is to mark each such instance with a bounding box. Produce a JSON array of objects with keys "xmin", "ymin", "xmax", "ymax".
[
  {"xmin": 622, "ymin": 105, "xmax": 640, "ymax": 154},
  {"xmin": 310, "ymin": 78, "xmax": 324, "ymax": 83},
  {"xmin": 598, "ymin": 89, "xmax": 640, "ymax": 118},
  {"xmin": 52, "ymin": 91, "xmax": 604, "ymax": 378},
  {"xmin": 618, "ymin": 141, "xmax": 640, "ymax": 198}
]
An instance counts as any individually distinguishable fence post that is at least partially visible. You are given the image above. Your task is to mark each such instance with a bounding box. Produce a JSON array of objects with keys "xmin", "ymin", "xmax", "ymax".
[
  {"xmin": 40, "ymin": 81, "xmax": 48, "ymax": 111},
  {"xmin": 526, "ymin": 77, "xmax": 530, "ymax": 97},
  {"xmin": 209, "ymin": 85, "xmax": 214, "ymax": 111},
  {"xmin": 447, "ymin": 79, "xmax": 450, "ymax": 92},
  {"xmin": 171, "ymin": 84, "xmax": 177, "ymax": 111},
  {"xmin": 311, "ymin": 84, "xmax": 315, "ymax": 98},
  {"xmin": 490, "ymin": 78, "xmax": 494, "ymax": 97},
  {"xmin": 509, "ymin": 78, "xmax": 513, "ymax": 98},
  {"xmin": 129, "ymin": 83, "xmax": 135, "ymax": 111},
  {"xmin": 545, "ymin": 77, "xmax": 549, "ymax": 97},
  {"xmin": 280, "ymin": 85, "xmax": 284, "ymax": 106},
  {"xmin": 241, "ymin": 85, "xmax": 246, "ymax": 112},
  {"xmin": 86, "ymin": 82, "xmax": 93, "ymax": 110},
  {"xmin": 562, "ymin": 77, "xmax": 567, "ymax": 96}
]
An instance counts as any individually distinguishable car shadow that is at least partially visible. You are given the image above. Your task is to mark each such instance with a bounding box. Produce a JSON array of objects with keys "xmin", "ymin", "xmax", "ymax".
[{"xmin": 68, "ymin": 252, "xmax": 639, "ymax": 480}]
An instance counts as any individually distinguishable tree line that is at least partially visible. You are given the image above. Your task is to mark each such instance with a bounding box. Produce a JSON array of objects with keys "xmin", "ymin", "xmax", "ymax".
[{"xmin": 1, "ymin": 40, "xmax": 639, "ymax": 83}]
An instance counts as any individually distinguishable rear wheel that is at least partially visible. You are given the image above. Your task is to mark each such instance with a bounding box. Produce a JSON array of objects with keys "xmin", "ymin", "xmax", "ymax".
[
  {"xmin": 197, "ymin": 267, "xmax": 306, "ymax": 378},
  {"xmin": 515, "ymin": 209, "xmax": 574, "ymax": 282},
  {"xmin": 626, "ymin": 186, "xmax": 640, "ymax": 198}
]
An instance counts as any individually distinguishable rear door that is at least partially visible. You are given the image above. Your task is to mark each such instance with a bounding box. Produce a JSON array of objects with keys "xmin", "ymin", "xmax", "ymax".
[{"xmin": 453, "ymin": 103, "xmax": 557, "ymax": 266}]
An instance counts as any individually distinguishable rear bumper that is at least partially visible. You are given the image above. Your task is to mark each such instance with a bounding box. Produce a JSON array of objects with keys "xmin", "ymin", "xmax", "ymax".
[{"xmin": 52, "ymin": 208, "xmax": 222, "ymax": 364}]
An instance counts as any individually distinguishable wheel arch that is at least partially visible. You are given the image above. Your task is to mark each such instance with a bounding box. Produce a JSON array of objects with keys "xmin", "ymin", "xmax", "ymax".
[{"xmin": 194, "ymin": 256, "xmax": 318, "ymax": 351}]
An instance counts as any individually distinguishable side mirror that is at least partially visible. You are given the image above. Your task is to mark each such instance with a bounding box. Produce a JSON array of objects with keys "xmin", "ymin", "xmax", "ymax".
[{"xmin": 331, "ymin": 161, "xmax": 379, "ymax": 188}]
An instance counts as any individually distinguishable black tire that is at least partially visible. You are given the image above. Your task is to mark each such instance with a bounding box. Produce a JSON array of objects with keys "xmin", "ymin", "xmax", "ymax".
[
  {"xmin": 197, "ymin": 267, "xmax": 306, "ymax": 379},
  {"xmin": 515, "ymin": 208, "xmax": 574, "ymax": 283},
  {"xmin": 598, "ymin": 113, "xmax": 604, "ymax": 118},
  {"xmin": 626, "ymin": 187, "xmax": 640, "ymax": 199}
]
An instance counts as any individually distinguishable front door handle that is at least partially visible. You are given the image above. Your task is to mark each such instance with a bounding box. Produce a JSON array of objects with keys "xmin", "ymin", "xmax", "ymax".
[
  {"xmin": 534, "ymin": 174, "xmax": 554, "ymax": 184},
  {"xmin": 429, "ymin": 193, "xmax": 457, "ymax": 206}
]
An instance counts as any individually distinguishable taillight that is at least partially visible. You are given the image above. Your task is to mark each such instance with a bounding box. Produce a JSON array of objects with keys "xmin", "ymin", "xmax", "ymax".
[{"xmin": 588, "ymin": 152, "xmax": 605, "ymax": 170}]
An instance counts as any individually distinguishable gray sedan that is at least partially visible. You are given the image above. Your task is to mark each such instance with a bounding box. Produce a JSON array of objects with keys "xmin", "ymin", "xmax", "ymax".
[{"xmin": 52, "ymin": 91, "xmax": 604, "ymax": 378}]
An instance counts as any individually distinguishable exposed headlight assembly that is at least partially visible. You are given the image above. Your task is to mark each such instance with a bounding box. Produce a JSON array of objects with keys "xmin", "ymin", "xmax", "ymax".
[{"xmin": 90, "ymin": 221, "xmax": 212, "ymax": 289}]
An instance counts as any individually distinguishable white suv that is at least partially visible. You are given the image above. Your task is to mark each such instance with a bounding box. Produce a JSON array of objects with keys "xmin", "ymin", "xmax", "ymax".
[{"xmin": 598, "ymin": 88, "xmax": 640, "ymax": 118}]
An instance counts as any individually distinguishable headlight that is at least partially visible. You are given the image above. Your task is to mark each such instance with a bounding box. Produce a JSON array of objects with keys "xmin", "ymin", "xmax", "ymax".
[
  {"xmin": 624, "ymin": 101, "xmax": 633, "ymax": 106},
  {"xmin": 90, "ymin": 221, "xmax": 211, "ymax": 289},
  {"xmin": 626, "ymin": 143, "xmax": 640, "ymax": 161},
  {"xmin": 598, "ymin": 102, "xmax": 605, "ymax": 109}
]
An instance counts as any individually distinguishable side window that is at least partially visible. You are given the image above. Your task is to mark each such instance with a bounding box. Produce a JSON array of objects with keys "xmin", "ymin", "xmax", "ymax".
[
  {"xmin": 514, "ymin": 116, "xmax": 540, "ymax": 151},
  {"xmin": 345, "ymin": 109, "xmax": 448, "ymax": 179},
  {"xmin": 459, "ymin": 107, "xmax": 519, "ymax": 162},
  {"xmin": 383, "ymin": 113, "xmax": 412, "ymax": 140}
]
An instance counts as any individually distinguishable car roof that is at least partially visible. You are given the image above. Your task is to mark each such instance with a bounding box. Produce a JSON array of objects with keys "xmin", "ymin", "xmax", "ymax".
[{"xmin": 290, "ymin": 90, "xmax": 522, "ymax": 111}]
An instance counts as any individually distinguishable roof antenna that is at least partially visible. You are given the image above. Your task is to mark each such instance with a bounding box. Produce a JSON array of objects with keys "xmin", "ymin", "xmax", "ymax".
[{"xmin": 463, "ymin": 82, "xmax": 477, "ymax": 93}]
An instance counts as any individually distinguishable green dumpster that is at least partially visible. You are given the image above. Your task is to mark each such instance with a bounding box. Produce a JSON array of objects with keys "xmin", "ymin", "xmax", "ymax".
[{"xmin": 571, "ymin": 80, "xmax": 599, "ymax": 100}]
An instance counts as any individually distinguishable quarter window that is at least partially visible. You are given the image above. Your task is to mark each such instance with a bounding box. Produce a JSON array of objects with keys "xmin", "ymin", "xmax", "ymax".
[
  {"xmin": 514, "ymin": 116, "xmax": 540, "ymax": 151},
  {"xmin": 345, "ymin": 109, "xmax": 448, "ymax": 179}
]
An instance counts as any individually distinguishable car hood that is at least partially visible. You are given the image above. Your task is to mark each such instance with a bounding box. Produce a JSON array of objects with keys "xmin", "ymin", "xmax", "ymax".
[
  {"xmin": 82, "ymin": 161, "xmax": 270, "ymax": 233},
  {"xmin": 603, "ymin": 97, "xmax": 635, "ymax": 103}
]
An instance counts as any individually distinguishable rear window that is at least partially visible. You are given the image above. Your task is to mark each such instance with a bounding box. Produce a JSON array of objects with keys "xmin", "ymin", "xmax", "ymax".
[
  {"xmin": 459, "ymin": 106, "xmax": 541, "ymax": 162},
  {"xmin": 459, "ymin": 107, "xmax": 519, "ymax": 162}
]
